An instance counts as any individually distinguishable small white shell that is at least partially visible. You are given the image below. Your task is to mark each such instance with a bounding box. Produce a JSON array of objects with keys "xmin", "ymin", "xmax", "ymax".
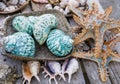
[
  {"xmin": 28, "ymin": 61, "xmax": 41, "ymax": 82},
  {"xmin": 42, "ymin": 61, "xmax": 65, "ymax": 84},
  {"xmin": 62, "ymin": 58, "xmax": 79, "ymax": 83},
  {"xmin": 22, "ymin": 61, "xmax": 41, "ymax": 84}
]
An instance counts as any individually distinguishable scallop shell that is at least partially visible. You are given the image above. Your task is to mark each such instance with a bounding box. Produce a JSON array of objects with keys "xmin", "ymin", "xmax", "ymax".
[
  {"xmin": 33, "ymin": 14, "xmax": 58, "ymax": 45},
  {"xmin": 12, "ymin": 16, "xmax": 34, "ymax": 35},
  {"xmin": 47, "ymin": 29, "xmax": 73, "ymax": 57},
  {"xmin": 4, "ymin": 32, "xmax": 35, "ymax": 57}
]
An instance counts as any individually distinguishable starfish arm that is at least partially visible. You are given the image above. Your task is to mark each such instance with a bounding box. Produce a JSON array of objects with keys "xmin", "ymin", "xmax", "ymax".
[
  {"xmin": 73, "ymin": 15, "xmax": 84, "ymax": 27},
  {"xmin": 74, "ymin": 30, "xmax": 95, "ymax": 45},
  {"xmin": 68, "ymin": 6, "xmax": 84, "ymax": 19},
  {"xmin": 101, "ymin": 6, "xmax": 112, "ymax": 19},
  {"xmin": 111, "ymin": 57, "xmax": 120, "ymax": 62},
  {"xmin": 94, "ymin": 25, "xmax": 104, "ymax": 58},
  {"xmin": 98, "ymin": 66, "xmax": 109, "ymax": 82},
  {"xmin": 72, "ymin": 51, "xmax": 99, "ymax": 62},
  {"xmin": 96, "ymin": 54, "xmax": 110, "ymax": 82},
  {"xmin": 109, "ymin": 51, "xmax": 120, "ymax": 58},
  {"xmin": 108, "ymin": 34, "xmax": 120, "ymax": 47},
  {"xmin": 105, "ymin": 20, "xmax": 120, "ymax": 32}
]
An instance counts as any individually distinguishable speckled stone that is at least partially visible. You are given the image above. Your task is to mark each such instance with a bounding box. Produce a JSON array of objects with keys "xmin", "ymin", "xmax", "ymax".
[
  {"xmin": 33, "ymin": 14, "xmax": 58, "ymax": 45},
  {"xmin": 47, "ymin": 29, "xmax": 73, "ymax": 57},
  {"xmin": 4, "ymin": 32, "xmax": 35, "ymax": 57}
]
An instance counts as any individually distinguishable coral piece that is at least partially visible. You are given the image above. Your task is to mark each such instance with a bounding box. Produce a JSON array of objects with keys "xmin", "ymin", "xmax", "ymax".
[
  {"xmin": 0, "ymin": 63, "xmax": 19, "ymax": 84},
  {"xmin": 61, "ymin": 58, "xmax": 79, "ymax": 83},
  {"xmin": 4, "ymin": 32, "xmax": 35, "ymax": 57},
  {"xmin": 33, "ymin": 0, "xmax": 48, "ymax": 3},
  {"xmin": 22, "ymin": 61, "xmax": 41, "ymax": 84},
  {"xmin": 12, "ymin": 16, "xmax": 34, "ymax": 35},
  {"xmin": 71, "ymin": 3, "xmax": 120, "ymax": 81},
  {"xmin": 33, "ymin": 14, "xmax": 58, "ymax": 45},
  {"xmin": 42, "ymin": 61, "xmax": 65, "ymax": 84},
  {"xmin": 47, "ymin": 29, "xmax": 73, "ymax": 57}
]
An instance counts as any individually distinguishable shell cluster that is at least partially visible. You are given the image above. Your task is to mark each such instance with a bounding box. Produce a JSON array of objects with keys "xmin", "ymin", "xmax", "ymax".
[
  {"xmin": 10, "ymin": 14, "xmax": 73, "ymax": 57},
  {"xmin": 4, "ymin": 32, "xmax": 35, "ymax": 57},
  {"xmin": 0, "ymin": 0, "xmax": 27, "ymax": 12},
  {"xmin": 45, "ymin": 0, "xmax": 87, "ymax": 15},
  {"xmin": 22, "ymin": 58, "xmax": 79, "ymax": 84},
  {"xmin": 42, "ymin": 58, "xmax": 79, "ymax": 84}
]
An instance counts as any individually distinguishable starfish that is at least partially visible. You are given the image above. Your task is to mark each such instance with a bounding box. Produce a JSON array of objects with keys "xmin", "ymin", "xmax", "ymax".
[{"xmin": 69, "ymin": 3, "xmax": 120, "ymax": 81}]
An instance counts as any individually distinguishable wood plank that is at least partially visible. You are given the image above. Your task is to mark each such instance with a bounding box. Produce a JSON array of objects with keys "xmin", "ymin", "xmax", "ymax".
[
  {"xmin": 108, "ymin": 62, "xmax": 120, "ymax": 84},
  {"xmin": 83, "ymin": 60, "xmax": 111, "ymax": 84}
]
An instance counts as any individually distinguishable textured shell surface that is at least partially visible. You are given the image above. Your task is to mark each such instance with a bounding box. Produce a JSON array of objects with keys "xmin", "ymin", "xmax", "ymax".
[
  {"xmin": 28, "ymin": 16, "xmax": 39, "ymax": 24},
  {"xmin": 33, "ymin": 14, "xmax": 58, "ymax": 45},
  {"xmin": 47, "ymin": 29, "xmax": 73, "ymax": 57},
  {"xmin": 4, "ymin": 32, "xmax": 35, "ymax": 57},
  {"xmin": 12, "ymin": 16, "xmax": 34, "ymax": 35}
]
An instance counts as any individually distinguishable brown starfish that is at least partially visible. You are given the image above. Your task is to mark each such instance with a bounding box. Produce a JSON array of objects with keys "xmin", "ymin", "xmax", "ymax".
[{"xmin": 69, "ymin": 3, "xmax": 120, "ymax": 81}]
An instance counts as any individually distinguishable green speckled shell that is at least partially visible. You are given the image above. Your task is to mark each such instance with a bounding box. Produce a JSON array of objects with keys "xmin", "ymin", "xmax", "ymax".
[
  {"xmin": 33, "ymin": 14, "xmax": 58, "ymax": 45},
  {"xmin": 12, "ymin": 16, "xmax": 34, "ymax": 35},
  {"xmin": 4, "ymin": 32, "xmax": 35, "ymax": 57},
  {"xmin": 47, "ymin": 29, "xmax": 73, "ymax": 57}
]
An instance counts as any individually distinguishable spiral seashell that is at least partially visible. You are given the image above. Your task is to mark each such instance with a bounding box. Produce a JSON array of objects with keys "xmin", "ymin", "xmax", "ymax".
[
  {"xmin": 33, "ymin": 14, "xmax": 58, "ymax": 45},
  {"xmin": 4, "ymin": 32, "xmax": 35, "ymax": 57},
  {"xmin": 42, "ymin": 61, "xmax": 65, "ymax": 84},
  {"xmin": 22, "ymin": 61, "xmax": 41, "ymax": 84},
  {"xmin": 12, "ymin": 16, "xmax": 34, "ymax": 35},
  {"xmin": 61, "ymin": 58, "xmax": 79, "ymax": 83},
  {"xmin": 47, "ymin": 29, "xmax": 73, "ymax": 57}
]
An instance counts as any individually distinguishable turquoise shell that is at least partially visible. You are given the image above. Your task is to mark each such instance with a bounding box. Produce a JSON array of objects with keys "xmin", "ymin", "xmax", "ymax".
[
  {"xmin": 12, "ymin": 16, "xmax": 34, "ymax": 35},
  {"xmin": 33, "ymin": 14, "xmax": 58, "ymax": 45},
  {"xmin": 4, "ymin": 32, "xmax": 35, "ymax": 57},
  {"xmin": 47, "ymin": 29, "xmax": 73, "ymax": 57}
]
